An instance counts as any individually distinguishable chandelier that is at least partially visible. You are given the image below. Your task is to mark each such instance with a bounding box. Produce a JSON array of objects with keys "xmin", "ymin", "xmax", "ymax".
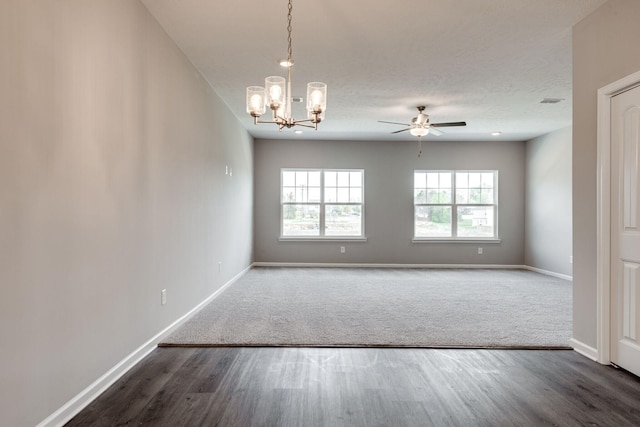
[{"xmin": 245, "ymin": 0, "xmax": 327, "ymax": 131}]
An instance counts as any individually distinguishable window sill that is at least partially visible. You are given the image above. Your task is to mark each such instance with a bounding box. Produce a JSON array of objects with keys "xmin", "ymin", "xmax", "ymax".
[
  {"xmin": 412, "ymin": 238, "xmax": 501, "ymax": 243},
  {"xmin": 279, "ymin": 236, "xmax": 368, "ymax": 243}
]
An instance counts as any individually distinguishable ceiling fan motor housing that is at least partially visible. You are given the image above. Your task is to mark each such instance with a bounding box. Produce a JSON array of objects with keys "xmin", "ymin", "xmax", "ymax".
[{"xmin": 414, "ymin": 113, "xmax": 429, "ymax": 126}]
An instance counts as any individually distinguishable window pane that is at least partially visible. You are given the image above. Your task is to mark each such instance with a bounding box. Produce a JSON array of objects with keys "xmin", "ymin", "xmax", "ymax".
[
  {"xmin": 337, "ymin": 171, "xmax": 350, "ymax": 187},
  {"xmin": 350, "ymin": 188, "xmax": 362, "ymax": 203},
  {"xmin": 296, "ymin": 186, "xmax": 307, "ymax": 202},
  {"xmin": 295, "ymin": 171, "xmax": 308, "ymax": 186},
  {"xmin": 456, "ymin": 189, "xmax": 468, "ymax": 204},
  {"xmin": 481, "ymin": 189, "xmax": 493, "ymax": 204},
  {"xmin": 456, "ymin": 172, "xmax": 468, "ymax": 189},
  {"xmin": 282, "ymin": 187, "xmax": 296, "ymax": 202},
  {"xmin": 456, "ymin": 206, "xmax": 494, "ymax": 237},
  {"xmin": 325, "ymin": 205, "xmax": 362, "ymax": 236},
  {"xmin": 282, "ymin": 204, "xmax": 320, "ymax": 236},
  {"xmin": 469, "ymin": 188, "xmax": 481, "ymax": 203},
  {"xmin": 282, "ymin": 171, "xmax": 295, "ymax": 186},
  {"xmin": 325, "ymin": 171, "xmax": 336, "ymax": 187},
  {"xmin": 308, "ymin": 188, "xmax": 321, "ymax": 203},
  {"xmin": 337, "ymin": 188, "xmax": 349, "ymax": 202},
  {"xmin": 414, "ymin": 189, "xmax": 427, "ymax": 204},
  {"xmin": 439, "ymin": 172, "xmax": 452, "ymax": 189},
  {"xmin": 325, "ymin": 187, "xmax": 337, "ymax": 203},
  {"xmin": 308, "ymin": 171, "xmax": 321, "ymax": 187},
  {"xmin": 481, "ymin": 172, "xmax": 494, "ymax": 188},
  {"xmin": 350, "ymin": 171, "xmax": 362, "ymax": 187},
  {"xmin": 415, "ymin": 172, "xmax": 426, "ymax": 188},
  {"xmin": 469, "ymin": 172, "xmax": 481, "ymax": 188},
  {"xmin": 415, "ymin": 206, "xmax": 452, "ymax": 237}
]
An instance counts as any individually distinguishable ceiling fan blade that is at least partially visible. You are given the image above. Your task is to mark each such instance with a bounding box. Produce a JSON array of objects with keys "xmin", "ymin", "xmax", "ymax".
[
  {"xmin": 391, "ymin": 128, "xmax": 412, "ymax": 134},
  {"xmin": 430, "ymin": 121, "xmax": 467, "ymax": 127},
  {"xmin": 379, "ymin": 120, "xmax": 412, "ymax": 126},
  {"xmin": 428, "ymin": 127, "xmax": 444, "ymax": 136}
]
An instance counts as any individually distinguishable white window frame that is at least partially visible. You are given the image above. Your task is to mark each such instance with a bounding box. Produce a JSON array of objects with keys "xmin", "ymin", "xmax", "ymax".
[
  {"xmin": 413, "ymin": 170, "xmax": 500, "ymax": 242},
  {"xmin": 280, "ymin": 168, "xmax": 366, "ymax": 241}
]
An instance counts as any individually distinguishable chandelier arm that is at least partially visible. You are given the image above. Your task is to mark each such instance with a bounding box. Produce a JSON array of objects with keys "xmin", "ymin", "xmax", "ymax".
[
  {"xmin": 255, "ymin": 118, "xmax": 287, "ymax": 125},
  {"xmin": 293, "ymin": 123, "xmax": 318, "ymax": 129}
]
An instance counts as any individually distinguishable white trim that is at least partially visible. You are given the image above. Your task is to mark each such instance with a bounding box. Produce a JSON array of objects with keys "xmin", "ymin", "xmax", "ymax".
[
  {"xmin": 523, "ymin": 266, "xmax": 572, "ymax": 281},
  {"xmin": 36, "ymin": 265, "xmax": 251, "ymax": 427},
  {"xmin": 570, "ymin": 338, "xmax": 599, "ymax": 362},
  {"xmin": 36, "ymin": 341, "xmax": 157, "ymax": 427},
  {"xmin": 280, "ymin": 168, "xmax": 365, "ymax": 239},
  {"xmin": 252, "ymin": 262, "xmax": 526, "ymax": 269},
  {"xmin": 596, "ymin": 70, "xmax": 640, "ymax": 366},
  {"xmin": 253, "ymin": 263, "xmax": 574, "ymax": 280},
  {"xmin": 412, "ymin": 238, "xmax": 502, "ymax": 244},
  {"xmin": 279, "ymin": 237, "xmax": 368, "ymax": 242}
]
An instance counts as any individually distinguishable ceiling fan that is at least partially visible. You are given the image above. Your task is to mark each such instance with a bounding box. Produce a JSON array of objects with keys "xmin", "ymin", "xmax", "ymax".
[
  {"xmin": 378, "ymin": 106, "xmax": 467, "ymax": 137},
  {"xmin": 379, "ymin": 106, "xmax": 467, "ymax": 156}
]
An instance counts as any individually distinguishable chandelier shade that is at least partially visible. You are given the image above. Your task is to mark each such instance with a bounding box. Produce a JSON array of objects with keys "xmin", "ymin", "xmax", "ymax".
[
  {"xmin": 246, "ymin": 86, "xmax": 266, "ymax": 117},
  {"xmin": 265, "ymin": 76, "xmax": 286, "ymax": 110},
  {"xmin": 306, "ymin": 82, "xmax": 327, "ymax": 115}
]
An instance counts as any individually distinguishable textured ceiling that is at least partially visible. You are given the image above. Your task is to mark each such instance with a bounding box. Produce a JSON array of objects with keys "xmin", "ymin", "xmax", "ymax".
[{"xmin": 141, "ymin": 0, "xmax": 607, "ymax": 142}]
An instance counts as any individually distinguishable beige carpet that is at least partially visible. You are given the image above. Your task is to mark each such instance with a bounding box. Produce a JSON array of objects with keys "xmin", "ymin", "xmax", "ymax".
[{"xmin": 160, "ymin": 267, "xmax": 572, "ymax": 348}]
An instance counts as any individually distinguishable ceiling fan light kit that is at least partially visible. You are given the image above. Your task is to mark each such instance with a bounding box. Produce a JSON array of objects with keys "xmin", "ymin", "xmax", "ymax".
[
  {"xmin": 245, "ymin": 0, "xmax": 327, "ymax": 131},
  {"xmin": 410, "ymin": 127, "xmax": 429, "ymax": 137}
]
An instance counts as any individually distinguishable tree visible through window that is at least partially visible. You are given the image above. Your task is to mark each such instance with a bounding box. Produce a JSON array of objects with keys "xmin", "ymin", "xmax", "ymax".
[
  {"xmin": 282, "ymin": 169, "xmax": 364, "ymax": 237},
  {"xmin": 414, "ymin": 170, "xmax": 497, "ymax": 239}
]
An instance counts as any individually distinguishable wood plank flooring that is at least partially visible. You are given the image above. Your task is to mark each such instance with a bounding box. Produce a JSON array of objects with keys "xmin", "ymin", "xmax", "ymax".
[{"xmin": 66, "ymin": 348, "xmax": 640, "ymax": 426}]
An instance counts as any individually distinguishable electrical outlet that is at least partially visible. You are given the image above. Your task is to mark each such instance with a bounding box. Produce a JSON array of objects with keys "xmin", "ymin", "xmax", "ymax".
[
  {"xmin": 477, "ymin": 248, "xmax": 483, "ymax": 255},
  {"xmin": 161, "ymin": 289, "xmax": 167, "ymax": 305},
  {"xmin": 340, "ymin": 246, "xmax": 346, "ymax": 254}
]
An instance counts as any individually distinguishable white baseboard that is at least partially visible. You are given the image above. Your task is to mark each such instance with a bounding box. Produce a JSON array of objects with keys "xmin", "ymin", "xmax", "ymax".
[
  {"xmin": 570, "ymin": 338, "xmax": 600, "ymax": 362},
  {"xmin": 37, "ymin": 265, "xmax": 251, "ymax": 427},
  {"xmin": 523, "ymin": 265, "xmax": 572, "ymax": 281},
  {"xmin": 252, "ymin": 262, "xmax": 526, "ymax": 269},
  {"xmin": 253, "ymin": 262, "xmax": 573, "ymax": 281}
]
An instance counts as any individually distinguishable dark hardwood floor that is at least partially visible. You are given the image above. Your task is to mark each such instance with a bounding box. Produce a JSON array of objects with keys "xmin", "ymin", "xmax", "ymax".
[{"xmin": 66, "ymin": 347, "xmax": 640, "ymax": 426}]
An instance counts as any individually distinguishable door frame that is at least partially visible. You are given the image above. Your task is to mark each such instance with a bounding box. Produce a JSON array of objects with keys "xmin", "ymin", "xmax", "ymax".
[{"xmin": 596, "ymin": 70, "xmax": 640, "ymax": 364}]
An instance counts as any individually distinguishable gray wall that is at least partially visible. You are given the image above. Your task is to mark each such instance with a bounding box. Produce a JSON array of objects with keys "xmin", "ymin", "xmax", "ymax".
[
  {"xmin": 572, "ymin": 0, "xmax": 640, "ymax": 349},
  {"xmin": 254, "ymin": 138, "xmax": 525, "ymax": 265},
  {"xmin": 0, "ymin": 1, "xmax": 253, "ymax": 426},
  {"xmin": 524, "ymin": 127, "xmax": 573, "ymax": 276}
]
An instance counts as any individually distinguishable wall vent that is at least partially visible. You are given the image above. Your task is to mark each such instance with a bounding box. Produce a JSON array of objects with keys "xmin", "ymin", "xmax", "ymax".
[{"xmin": 540, "ymin": 98, "xmax": 564, "ymax": 104}]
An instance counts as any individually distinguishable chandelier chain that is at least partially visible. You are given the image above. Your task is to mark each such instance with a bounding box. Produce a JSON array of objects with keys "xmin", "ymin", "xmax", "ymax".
[{"xmin": 286, "ymin": 0, "xmax": 293, "ymax": 64}]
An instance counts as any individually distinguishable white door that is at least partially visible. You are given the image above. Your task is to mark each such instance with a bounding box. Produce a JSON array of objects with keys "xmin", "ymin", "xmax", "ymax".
[{"xmin": 611, "ymin": 85, "xmax": 640, "ymax": 376}]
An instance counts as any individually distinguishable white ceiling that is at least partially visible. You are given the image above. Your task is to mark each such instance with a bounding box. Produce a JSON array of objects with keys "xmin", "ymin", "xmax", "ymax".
[{"xmin": 141, "ymin": 0, "xmax": 607, "ymax": 142}]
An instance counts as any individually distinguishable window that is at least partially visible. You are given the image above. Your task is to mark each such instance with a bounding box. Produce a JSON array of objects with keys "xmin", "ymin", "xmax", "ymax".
[
  {"xmin": 281, "ymin": 169, "xmax": 364, "ymax": 238},
  {"xmin": 414, "ymin": 170, "xmax": 497, "ymax": 239}
]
